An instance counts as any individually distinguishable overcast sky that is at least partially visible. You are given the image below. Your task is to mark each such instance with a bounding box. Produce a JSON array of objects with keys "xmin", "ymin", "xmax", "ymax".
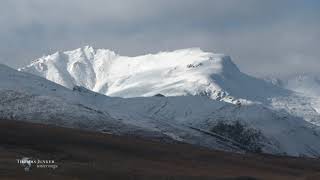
[{"xmin": 0, "ymin": 0, "xmax": 319, "ymax": 77}]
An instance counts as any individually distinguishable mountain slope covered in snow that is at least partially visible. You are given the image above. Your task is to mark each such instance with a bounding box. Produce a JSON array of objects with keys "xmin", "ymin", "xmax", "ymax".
[
  {"xmin": 16, "ymin": 63, "xmax": 300, "ymax": 153},
  {"xmin": 265, "ymin": 74, "xmax": 320, "ymax": 124},
  {"xmin": 19, "ymin": 46, "xmax": 289, "ymax": 104},
  {"xmin": 20, "ymin": 47, "xmax": 320, "ymax": 126},
  {"xmin": 0, "ymin": 60, "xmax": 320, "ymax": 157},
  {"xmin": 0, "ymin": 64, "xmax": 170, "ymax": 138},
  {"xmin": 0, "ymin": 46, "xmax": 318, "ymax": 157},
  {"xmin": 0, "ymin": 64, "xmax": 243, "ymax": 152}
]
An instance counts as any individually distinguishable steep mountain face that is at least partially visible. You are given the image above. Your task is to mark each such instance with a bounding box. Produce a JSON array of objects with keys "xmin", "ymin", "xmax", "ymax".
[{"xmin": 19, "ymin": 46, "xmax": 288, "ymax": 104}]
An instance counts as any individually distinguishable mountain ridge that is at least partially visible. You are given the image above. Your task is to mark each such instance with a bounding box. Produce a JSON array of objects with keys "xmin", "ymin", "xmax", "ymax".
[{"xmin": 19, "ymin": 46, "xmax": 289, "ymax": 105}]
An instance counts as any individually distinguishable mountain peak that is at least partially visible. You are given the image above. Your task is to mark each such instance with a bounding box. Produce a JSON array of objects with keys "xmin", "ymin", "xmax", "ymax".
[
  {"xmin": 83, "ymin": 45, "xmax": 94, "ymax": 50},
  {"xmin": 20, "ymin": 47, "xmax": 286, "ymax": 104}
]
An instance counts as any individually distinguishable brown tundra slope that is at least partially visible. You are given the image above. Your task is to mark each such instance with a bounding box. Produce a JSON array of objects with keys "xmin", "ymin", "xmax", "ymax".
[{"xmin": 0, "ymin": 119, "xmax": 319, "ymax": 180}]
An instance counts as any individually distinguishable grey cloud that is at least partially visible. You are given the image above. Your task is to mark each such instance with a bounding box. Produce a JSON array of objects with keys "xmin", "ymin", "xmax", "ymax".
[{"xmin": 0, "ymin": 0, "xmax": 319, "ymax": 77}]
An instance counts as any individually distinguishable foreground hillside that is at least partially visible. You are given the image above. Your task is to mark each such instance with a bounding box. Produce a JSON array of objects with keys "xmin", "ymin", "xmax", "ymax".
[{"xmin": 0, "ymin": 120, "xmax": 320, "ymax": 180}]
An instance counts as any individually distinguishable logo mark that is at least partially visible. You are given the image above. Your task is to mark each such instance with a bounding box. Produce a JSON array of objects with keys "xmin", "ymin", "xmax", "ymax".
[
  {"xmin": 17, "ymin": 157, "xmax": 33, "ymax": 172},
  {"xmin": 16, "ymin": 157, "xmax": 58, "ymax": 172}
]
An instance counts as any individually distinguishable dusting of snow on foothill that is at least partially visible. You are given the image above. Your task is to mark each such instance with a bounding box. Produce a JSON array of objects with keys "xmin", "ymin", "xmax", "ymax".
[{"xmin": 0, "ymin": 46, "xmax": 319, "ymax": 158}]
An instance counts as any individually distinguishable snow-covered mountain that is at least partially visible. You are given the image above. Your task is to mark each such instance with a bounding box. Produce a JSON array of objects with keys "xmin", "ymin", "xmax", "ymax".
[
  {"xmin": 1, "ymin": 46, "xmax": 320, "ymax": 157},
  {"xmin": 19, "ymin": 46, "xmax": 320, "ymax": 126},
  {"xmin": 19, "ymin": 46, "xmax": 289, "ymax": 104},
  {"xmin": 3, "ymin": 63, "xmax": 320, "ymax": 157},
  {"xmin": 0, "ymin": 64, "xmax": 245, "ymax": 152}
]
